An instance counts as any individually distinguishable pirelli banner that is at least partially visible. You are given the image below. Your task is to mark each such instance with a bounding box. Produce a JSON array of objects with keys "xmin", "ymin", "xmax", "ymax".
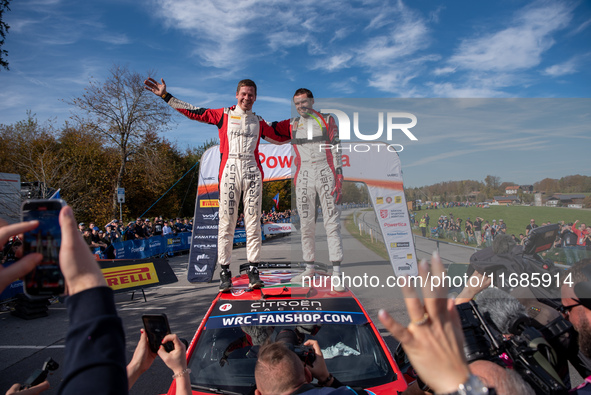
[
  {"xmin": 189, "ymin": 142, "xmax": 416, "ymax": 283},
  {"xmin": 99, "ymin": 258, "xmax": 178, "ymax": 293}
]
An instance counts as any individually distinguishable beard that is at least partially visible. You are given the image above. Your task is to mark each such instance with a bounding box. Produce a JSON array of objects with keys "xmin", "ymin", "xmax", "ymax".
[{"xmin": 578, "ymin": 314, "xmax": 591, "ymax": 358}]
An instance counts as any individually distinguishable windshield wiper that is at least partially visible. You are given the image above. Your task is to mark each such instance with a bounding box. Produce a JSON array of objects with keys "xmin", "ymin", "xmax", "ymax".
[{"xmin": 190, "ymin": 384, "xmax": 243, "ymax": 395}]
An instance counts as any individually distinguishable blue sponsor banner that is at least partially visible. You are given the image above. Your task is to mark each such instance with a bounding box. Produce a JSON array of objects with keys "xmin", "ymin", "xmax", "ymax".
[
  {"xmin": 233, "ymin": 229, "xmax": 246, "ymax": 244},
  {"xmin": 233, "ymin": 227, "xmax": 265, "ymax": 244},
  {"xmin": 206, "ymin": 311, "xmax": 366, "ymax": 329},
  {"xmin": 112, "ymin": 233, "xmax": 191, "ymax": 260},
  {"xmin": 0, "ymin": 279, "xmax": 23, "ymax": 300}
]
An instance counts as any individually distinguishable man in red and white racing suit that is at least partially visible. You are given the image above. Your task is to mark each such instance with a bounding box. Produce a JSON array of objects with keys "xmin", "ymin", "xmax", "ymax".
[
  {"xmin": 271, "ymin": 89, "xmax": 344, "ymax": 290},
  {"xmin": 144, "ymin": 78, "xmax": 288, "ymax": 291}
]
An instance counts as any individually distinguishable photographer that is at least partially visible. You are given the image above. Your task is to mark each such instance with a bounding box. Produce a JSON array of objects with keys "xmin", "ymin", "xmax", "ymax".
[
  {"xmin": 0, "ymin": 207, "xmax": 128, "ymax": 394},
  {"xmin": 254, "ymin": 339, "xmax": 369, "ymax": 395},
  {"xmin": 561, "ymin": 259, "xmax": 591, "ymax": 394}
]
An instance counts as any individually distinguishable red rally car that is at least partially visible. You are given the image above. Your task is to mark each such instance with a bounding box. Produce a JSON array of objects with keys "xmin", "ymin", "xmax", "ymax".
[{"xmin": 166, "ymin": 263, "xmax": 408, "ymax": 394}]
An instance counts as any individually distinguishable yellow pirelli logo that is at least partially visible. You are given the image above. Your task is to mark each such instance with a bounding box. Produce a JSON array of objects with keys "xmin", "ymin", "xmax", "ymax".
[
  {"xmin": 230, "ymin": 116, "xmax": 241, "ymax": 120},
  {"xmin": 406, "ymin": 254, "xmax": 413, "ymax": 260},
  {"xmin": 102, "ymin": 263, "xmax": 159, "ymax": 290},
  {"xmin": 200, "ymin": 199, "xmax": 219, "ymax": 208}
]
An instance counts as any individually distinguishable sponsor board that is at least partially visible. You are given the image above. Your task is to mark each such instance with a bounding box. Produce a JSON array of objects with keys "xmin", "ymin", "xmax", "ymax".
[
  {"xmin": 263, "ymin": 223, "xmax": 293, "ymax": 235},
  {"xmin": 193, "ymin": 244, "xmax": 217, "ymax": 249},
  {"xmin": 386, "ymin": 231, "xmax": 409, "ymax": 237},
  {"xmin": 202, "ymin": 212, "xmax": 219, "ymax": 221},
  {"xmin": 195, "ymin": 225, "xmax": 218, "ymax": 230},
  {"xmin": 194, "ymin": 264, "xmax": 208, "ymax": 273},
  {"xmin": 397, "ymin": 262, "xmax": 414, "ymax": 271},
  {"xmin": 167, "ymin": 237, "xmax": 181, "ymax": 246},
  {"xmin": 194, "ymin": 234, "xmax": 217, "ymax": 239},
  {"xmin": 390, "ymin": 242, "xmax": 410, "ymax": 248},
  {"xmin": 383, "ymin": 222, "xmax": 408, "ymax": 228},
  {"xmin": 200, "ymin": 199, "xmax": 219, "ymax": 208},
  {"xmin": 102, "ymin": 263, "xmax": 159, "ymax": 290}
]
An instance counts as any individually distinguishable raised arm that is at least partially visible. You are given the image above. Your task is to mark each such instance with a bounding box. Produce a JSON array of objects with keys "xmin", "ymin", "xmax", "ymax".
[
  {"xmin": 144, "ymin": 76, "xmax": 222, "ymax": 126},
  {"xmin": 144, "ymin": 77, "xmax": 167, "ymax": 98}
]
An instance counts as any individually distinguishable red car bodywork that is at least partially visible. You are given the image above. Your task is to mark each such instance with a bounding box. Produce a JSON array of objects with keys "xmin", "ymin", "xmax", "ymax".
[{"xmin": 166, "ymin": 267, "xmax": 408, "ymax": 394}]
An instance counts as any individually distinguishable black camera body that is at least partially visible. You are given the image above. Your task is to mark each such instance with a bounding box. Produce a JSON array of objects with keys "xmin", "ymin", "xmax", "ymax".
[
  {"xmin": 20, "ymin": 357, "xmax": 59, "ymax": 390},
  {"xmin": 457, "ymin": 300, "xmax": 568, "ymax": 395},
  {"xmin": 276, "ymin": 329, "xmax": 316, "ymax": 366}
]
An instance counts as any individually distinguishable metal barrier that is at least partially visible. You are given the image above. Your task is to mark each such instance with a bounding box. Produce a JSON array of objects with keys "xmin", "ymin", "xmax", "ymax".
[{"xmin": 352, "ymin": 208, "xmax": 478, "ymax": 265}]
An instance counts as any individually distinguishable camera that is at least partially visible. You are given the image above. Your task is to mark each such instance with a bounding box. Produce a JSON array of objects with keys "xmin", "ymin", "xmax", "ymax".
[
  {"xmin": 20, "ymin": 357, "xmax": 59, "ymax": 390},
  {"xmin": 276, "ymin": 329, "xmax": 316, "ymax": 366},
  {"xmin": 457, "ymin": 298, "xmax": 568, "ymax": 394}
]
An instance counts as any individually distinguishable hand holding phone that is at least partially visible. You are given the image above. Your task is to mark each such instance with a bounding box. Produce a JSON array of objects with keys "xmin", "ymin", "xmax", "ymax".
[
  {"xmin": 22, "ymin": 199, "xmax": 66, "ymax": 297},
  {"xmin": 0, "ymin": 220, "xmax": 43, "ymax": 293},
  {"xmin": 142, "ymin": 314, "xmax": 174, "ymax": 353}
]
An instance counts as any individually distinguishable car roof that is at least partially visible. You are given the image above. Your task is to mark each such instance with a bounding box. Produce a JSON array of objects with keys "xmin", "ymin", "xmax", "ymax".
[{"xmin": 217, "ymin": 262, "xmax": 357, "ymax": 301}]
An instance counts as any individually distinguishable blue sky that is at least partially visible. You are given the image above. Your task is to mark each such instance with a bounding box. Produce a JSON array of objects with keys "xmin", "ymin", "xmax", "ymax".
[{"xmin": 1, "ymin": 0, "xmax": 590, "ymax": 187}]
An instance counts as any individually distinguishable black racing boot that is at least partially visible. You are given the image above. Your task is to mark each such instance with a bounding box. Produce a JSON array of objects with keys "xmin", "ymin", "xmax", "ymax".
[
  {"xmin": 248, "ymin": 265, "xmax": 264, "ymax": 289},
  {"xmin": 219, "ymin": 267, "xmax": 232, "ymax": 292}
]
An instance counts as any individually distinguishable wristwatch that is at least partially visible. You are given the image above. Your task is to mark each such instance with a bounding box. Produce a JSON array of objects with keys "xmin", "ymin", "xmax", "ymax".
[{"xmin": 437, "ymin": 375, "xmax": 488, "ymax": 395}]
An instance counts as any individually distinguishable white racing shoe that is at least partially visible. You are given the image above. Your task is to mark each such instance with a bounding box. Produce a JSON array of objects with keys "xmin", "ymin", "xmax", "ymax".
[
  {"xmin": 292, "ymin": 268, "xmax": 315, "ymax": 284},
  {"xmin": 332, "ymin": 273, "xmax": 345, "ymax": 292}
]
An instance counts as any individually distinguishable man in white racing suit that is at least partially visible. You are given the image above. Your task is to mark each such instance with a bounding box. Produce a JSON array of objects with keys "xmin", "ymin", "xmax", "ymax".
[
  {"xmin": 271, "ymin": 88, "xmax": 344, "ymax": 290},
  {"xmin": 144, "ymin": 78, "xmax": 288, "ymax": 291}
]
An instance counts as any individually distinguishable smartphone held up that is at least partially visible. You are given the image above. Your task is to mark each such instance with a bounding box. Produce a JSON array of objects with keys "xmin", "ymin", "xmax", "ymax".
[
  {"xmin": 21, "ymin": 199, "xmax": 66, "ymax": 297},
  {"xmin": 143, "ymin": 314, "xmax": 174, "ymax": 353}
]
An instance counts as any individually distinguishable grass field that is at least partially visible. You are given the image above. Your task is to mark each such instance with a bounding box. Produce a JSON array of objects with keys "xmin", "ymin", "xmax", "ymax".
[
  {"xmin": 344, "ymin": 212, "xmax": 388, "ymax": 260},
  {"xmin": 413, "ymin": 205, "xmax": 591, "ymax": 237}
]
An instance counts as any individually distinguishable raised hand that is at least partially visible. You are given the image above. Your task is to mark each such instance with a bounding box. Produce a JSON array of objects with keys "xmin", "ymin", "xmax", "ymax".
[{"xmin": 144, "ymin": 78, "xmax": 167, "ymax": 97}]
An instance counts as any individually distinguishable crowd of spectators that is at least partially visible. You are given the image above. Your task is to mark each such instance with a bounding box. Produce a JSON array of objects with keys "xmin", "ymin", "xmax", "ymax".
[
  {"xmin": 75, "ymin": 217, "xmax": 193, "ymax": 258},
  {"xmin": 6, "ymin": 206, "xmax": 591, "ymax": 394},
  {"xmin": 413, "ymin": 213, "xmax": 591, "ymax": 263}
]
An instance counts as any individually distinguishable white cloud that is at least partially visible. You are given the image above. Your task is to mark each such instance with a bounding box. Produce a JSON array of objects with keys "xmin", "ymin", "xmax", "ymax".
[
  {"xmin": 447, "ymin": 1, "xmax": 573, "ymax": 72},
  {"xmin": 570, "ymin": 18, "xmax": 591, "ymax": 35},
  {"xmin": 95, "ymin": 33, "xmax": 132, "ymax": 45},
  {"xmin": 329, "ymin": 77, "xmax": 359, "ymax": 94},
  {"xmin": 543, "ymin": 56, "xmax": 579, "ymax": 76},
  {"xmin": 432, "ymin": 66, "xmax": 456, "ymax": 76},
  {"xmin": 312, "ymin": 54, "xmax": 353, "ymax": 72}
]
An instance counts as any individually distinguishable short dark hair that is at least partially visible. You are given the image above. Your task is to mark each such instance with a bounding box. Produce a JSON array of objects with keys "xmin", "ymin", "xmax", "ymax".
[
  {"xmin": 237, "ymin": 79, "xmax": 257, "ymax": 95},
  {"xmin": 255, "ymin": 342, "xmax": 304, "ymax": 394},
  {"xmin": 293, "ymin": 88, "xmax": 313, "ymax": 98},
  {"xmin": 567, "ymin": 258, "xmax": 591, "ymax": 284}
]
